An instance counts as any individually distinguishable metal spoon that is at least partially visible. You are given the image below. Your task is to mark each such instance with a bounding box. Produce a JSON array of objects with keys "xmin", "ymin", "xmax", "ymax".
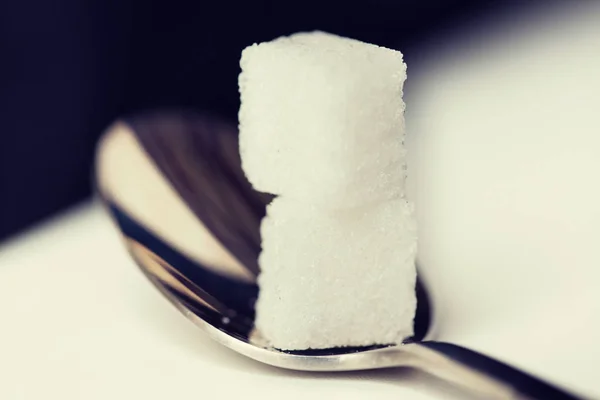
[{"xmin": 95, "ymin": 111, "xmax": 581, "ymax": 400}]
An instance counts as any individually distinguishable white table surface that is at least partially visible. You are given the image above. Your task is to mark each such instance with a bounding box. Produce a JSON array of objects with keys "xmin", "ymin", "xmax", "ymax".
[{"xmin": 1, "ymin": 3, "xmax": 600, "ymax": 399}]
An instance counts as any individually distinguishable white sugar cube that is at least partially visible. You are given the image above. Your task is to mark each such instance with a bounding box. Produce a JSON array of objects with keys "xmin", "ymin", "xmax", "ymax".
[
  {"xmin": 255, "ymin": 198, "xmax": 417, "ymax": 350},
  {"xmin": 239, "ymin": 31, "xmax": 407, "ymax": 207}
]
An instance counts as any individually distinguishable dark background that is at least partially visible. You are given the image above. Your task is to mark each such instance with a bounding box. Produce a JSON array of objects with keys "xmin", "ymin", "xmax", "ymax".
[{"xmin": 0, "ymin": 0, "xmax": 531, "ymax": 240}]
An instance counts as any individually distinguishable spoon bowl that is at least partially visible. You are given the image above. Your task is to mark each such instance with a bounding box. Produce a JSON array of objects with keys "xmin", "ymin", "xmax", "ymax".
[{"xmin": 96, "ymin": 111, "xmax": 580, "ymax": 400}]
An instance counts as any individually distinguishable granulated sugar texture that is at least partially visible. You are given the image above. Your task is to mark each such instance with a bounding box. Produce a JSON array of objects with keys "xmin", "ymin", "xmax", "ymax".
[
  {"xmin": 239, "ymin": 31, "xmax": 417, "ymax": 350},
  {"xmin": 239, "ymin": 31, "xmax": 407, "ymax": 209},
  {"xmin": 256, "ymin": 198, "xmax": 417, "ymax": 350}
]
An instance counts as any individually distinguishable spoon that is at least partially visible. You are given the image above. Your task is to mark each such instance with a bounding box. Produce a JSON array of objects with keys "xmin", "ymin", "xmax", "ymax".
[{"xmin": 95, "ymin": 111, "xmax": 581, "ymax": 400}]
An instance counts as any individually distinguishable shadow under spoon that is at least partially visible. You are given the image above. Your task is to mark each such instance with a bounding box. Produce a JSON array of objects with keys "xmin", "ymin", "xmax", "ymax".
[{"xmin": 96, "ymin": 111, "xmax": 582, "ymax": 400}]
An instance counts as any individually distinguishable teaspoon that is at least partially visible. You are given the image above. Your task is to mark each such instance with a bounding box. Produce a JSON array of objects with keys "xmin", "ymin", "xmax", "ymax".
[{"xmin": 96, "ymin": 111, "xmax": 581, "ymax": 400}]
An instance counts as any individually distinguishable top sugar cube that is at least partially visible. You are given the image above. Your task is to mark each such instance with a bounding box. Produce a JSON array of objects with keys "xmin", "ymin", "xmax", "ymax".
[{"xmin": 239, "ymin": 31, "xmax": 408, "ymax": 206}]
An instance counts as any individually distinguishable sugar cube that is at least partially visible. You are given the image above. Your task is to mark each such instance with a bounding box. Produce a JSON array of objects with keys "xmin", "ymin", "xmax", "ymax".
[
  {"xmin": 255, "ymin": 198, "xmax": 417, "ymax": 350},
  {"xmin": 239, "ymin": 31, "xmax": 407, "ymax": 208}
]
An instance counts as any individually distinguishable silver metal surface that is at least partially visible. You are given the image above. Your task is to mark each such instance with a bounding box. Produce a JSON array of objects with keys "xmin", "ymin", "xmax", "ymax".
[{"xmin": 95, "ymin": 113, "xmax": 580, "ymax": 400}]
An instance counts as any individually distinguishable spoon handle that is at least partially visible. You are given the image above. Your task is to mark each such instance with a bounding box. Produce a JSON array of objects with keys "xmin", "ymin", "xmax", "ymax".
[{"xmin": 414, "ymin": 342, "xmax": 582, "ymax": 399}]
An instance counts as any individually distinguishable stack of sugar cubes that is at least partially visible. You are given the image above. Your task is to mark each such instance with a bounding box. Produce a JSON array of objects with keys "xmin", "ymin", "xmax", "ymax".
[{"xmin": 239, "ymin": 31, "xmax": 417, "ymax": 350}]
